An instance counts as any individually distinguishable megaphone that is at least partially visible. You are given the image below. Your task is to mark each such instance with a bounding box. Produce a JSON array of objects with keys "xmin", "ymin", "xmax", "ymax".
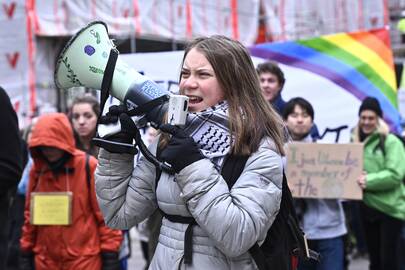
[
  {"xmin": 54, "ymin": 21, "xmax": 188, "ymax": 132},
  {"xmin": 54, "ymin": 21, "xmax": 188, "ymax": 172}
]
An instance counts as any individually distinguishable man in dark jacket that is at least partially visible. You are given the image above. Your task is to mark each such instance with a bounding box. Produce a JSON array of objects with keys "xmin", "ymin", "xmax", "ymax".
[
  {"xmin": 256, "ymin": 61, "xmax": 287, "ymax": 115},
  {"xmin": 0, "ymin": 86, "xmax": 23, "ymax": 269},
  {"xmin": 256, "ymin": 61, "xmax": 320, "ymax": 140}
]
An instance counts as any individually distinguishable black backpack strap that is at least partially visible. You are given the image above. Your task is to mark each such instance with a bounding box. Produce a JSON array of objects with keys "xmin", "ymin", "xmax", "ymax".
[
  {"xmin": 85, "ymin": 153, "xmax": 91, "ymax": 189},
  {"xmin": 249, "ymin": 243, "xmax": 267, "ymax": 270},
  {"xmin": 98, "ymin": 48, "xmax": 118, "ymax": 119},
  {"xmin": 154, "ymin": 142, "xmax": 163, "ymax": 191},
  {"xmin": 221, "ymin": 155, "xmax": 249, "ymax": 188},
  {"xmin": 159, "ymin": 210, "xmax": 197, "ymax": 264}
]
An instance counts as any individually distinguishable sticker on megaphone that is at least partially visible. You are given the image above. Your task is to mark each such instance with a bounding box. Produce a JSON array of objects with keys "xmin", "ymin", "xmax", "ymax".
[{"xmin": 167, "ymin": 95, "xmax": 189, "ymax": 126}]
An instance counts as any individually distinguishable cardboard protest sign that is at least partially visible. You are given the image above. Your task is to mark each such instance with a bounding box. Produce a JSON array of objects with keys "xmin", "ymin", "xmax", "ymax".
[{"xmin": 286, "ymin": 143, "xmax": 363, "ymax": 199}]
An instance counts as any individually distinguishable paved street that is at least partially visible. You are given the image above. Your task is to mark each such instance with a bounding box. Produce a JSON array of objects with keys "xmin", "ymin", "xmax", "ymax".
[{"xmin": 127, "ymin": 229, "xmax": 369, "ymax": 270}]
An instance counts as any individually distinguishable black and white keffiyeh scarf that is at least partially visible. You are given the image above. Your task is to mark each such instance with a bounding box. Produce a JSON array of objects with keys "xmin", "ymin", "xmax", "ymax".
[{"xmin": 183, "ymin": 101, "xmax": 231, "ymax": 169}]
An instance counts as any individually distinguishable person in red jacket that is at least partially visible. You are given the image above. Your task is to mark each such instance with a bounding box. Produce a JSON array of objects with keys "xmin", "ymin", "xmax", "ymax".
[{"xmin": 19, "ymin": 113, "xmax": 122, "ymax": 270}]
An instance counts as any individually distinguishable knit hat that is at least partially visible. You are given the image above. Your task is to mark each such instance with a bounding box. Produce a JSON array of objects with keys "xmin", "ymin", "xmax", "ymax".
[{"xmin": 359, "ymin": 97, "xmax": 382, "ymax": 117}]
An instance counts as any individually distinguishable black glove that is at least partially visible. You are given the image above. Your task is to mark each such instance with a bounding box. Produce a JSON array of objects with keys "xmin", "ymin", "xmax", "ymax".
[
  {"xmin": 98, "ymin": 105, "xmax": 139, "ymax": 144},
  {"xmin": 101, "ymin": 252, "xmax": 121, "ymax": 270},
  {"xmin": 159, "ymin": 124, "xmax": 204, "ymax": 173},
  {"xmin": 19, "ymin": 251, "xmax": 35, "ymax": 270},
  {"xmin": 95, "ymin": 105, "xmax": 141, "ymax": 154}
]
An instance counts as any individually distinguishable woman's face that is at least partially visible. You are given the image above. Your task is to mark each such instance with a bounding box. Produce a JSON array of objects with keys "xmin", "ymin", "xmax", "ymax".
[
  {"xmin": 179, "ymin": 48, "xmax": 225, "ymax": 112},
  {"xmin": 359, "ymin": 110, "xmax": 378, "ymax": 135},
  {"xmin": 71, "ymin": 103, "xmax": 98, "ymax": 138}
]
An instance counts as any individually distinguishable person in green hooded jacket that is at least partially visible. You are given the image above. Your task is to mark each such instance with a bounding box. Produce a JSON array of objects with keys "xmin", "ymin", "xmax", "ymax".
[{"xmin": 352, "ymin": 97, "xmax": 405, "ymax": 270}]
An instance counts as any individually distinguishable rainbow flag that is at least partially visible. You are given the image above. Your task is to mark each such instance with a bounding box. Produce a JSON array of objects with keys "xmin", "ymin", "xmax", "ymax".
[{"xmin": 250, "ymin": 28, "xmax": 401, "ymax": 132}]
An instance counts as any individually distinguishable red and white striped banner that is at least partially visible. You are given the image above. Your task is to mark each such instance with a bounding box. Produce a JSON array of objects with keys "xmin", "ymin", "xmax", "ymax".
[
  {"xmin": 0, "ymin": 0, "xmax": 36, "ymax": 127},
  {"xmin": 261, "ymin": 0, "xmax": 389, "ymax": 42},
  {"xmin": 32, "ymin": 0, "xmax": 260, "ymax": 45}
]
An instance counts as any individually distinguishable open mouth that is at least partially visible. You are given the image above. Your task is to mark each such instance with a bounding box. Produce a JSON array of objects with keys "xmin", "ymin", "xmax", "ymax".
[{"xmin": 188, "ymin": 96, "xmax": 203, "ymax": 104}]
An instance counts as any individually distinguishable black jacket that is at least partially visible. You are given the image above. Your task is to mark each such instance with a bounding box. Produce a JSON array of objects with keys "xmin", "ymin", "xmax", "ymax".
[{"xmin": 0, "ymin": 87, "xmax": 22, "ymax": 194}]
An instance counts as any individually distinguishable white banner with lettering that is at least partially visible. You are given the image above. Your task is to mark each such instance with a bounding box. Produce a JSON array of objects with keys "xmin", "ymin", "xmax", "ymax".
[{"xmin": 121, "ymin": 51, "xmax": 360, "ymax": 143}]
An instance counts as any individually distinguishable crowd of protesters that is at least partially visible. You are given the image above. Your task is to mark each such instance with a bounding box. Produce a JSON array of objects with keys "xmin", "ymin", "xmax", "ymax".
[{"xmin": 0, "ymin": 35, "xmax": 404, "ymax": 270}]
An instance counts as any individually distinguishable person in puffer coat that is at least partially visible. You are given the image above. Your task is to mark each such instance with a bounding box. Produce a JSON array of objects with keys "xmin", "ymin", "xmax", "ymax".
[
  {"xmin": 95, "ymin": 35, "xmax": 285, "ymax": 269},
  {"xmin": 20, "ymin": 113, "xmax": 123, "ymax": 270}
]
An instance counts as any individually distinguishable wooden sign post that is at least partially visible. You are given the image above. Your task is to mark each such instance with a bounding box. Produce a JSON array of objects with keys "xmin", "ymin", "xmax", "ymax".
[{"xmin": 286, "ymin": 143, "xmax": 363, "ymax": 200}]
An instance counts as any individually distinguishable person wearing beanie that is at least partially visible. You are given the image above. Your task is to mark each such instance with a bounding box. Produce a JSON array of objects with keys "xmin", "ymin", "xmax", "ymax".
[
  {"xmin": 351, "ymin": 96, "xmax": 405, "ymax": 270},
  {"xmin": 358, "ymin": 96, "xmax": 383, "ymax": 118}
]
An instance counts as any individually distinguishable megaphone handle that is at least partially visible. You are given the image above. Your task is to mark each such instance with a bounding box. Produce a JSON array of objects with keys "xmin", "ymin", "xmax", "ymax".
[
  {"xmin": 134, "ymin": 134, "xmax": 175, "ymax": 174},
  {"xmin": 93, "ymin": 137, "xmax": 138, "ymax": 155},
  {"xmin": 99, "ymin": 48, "xmax": 119, "ymax": 119}
]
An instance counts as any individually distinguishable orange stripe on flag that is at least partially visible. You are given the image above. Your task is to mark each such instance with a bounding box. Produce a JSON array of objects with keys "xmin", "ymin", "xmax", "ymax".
[
  {"xmin": 348, "ymin": 29, "xmax": 393, "ymax": 68},
  {"xmin": 370, "ymin": 27, "xmax": 391, "ymax": 48}
]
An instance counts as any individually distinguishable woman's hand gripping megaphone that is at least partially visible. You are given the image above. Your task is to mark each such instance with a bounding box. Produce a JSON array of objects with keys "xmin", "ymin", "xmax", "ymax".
[
  {"xmin": 94, "ymin": 104, "xmax": 140, "ymax": 155},
  {"xmin": 94, "ymin": 104, "xmax": 176, "ymax": 174},
  {"xmin": 159, "ymin": 124, "xmax": 204, "ymax": 173}
]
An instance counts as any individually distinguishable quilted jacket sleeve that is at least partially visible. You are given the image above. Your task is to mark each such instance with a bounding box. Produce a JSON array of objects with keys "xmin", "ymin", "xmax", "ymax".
[
  {"xmin": 95, "ymin": 144, "xmax": 158, "ymax": 230},
  {"xmin": 175, "ymin": 138, "xmax": 283, "ymax": 257}
]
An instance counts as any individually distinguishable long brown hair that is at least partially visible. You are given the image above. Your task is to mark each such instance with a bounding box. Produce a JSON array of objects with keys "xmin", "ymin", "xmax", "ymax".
[{"xmin": 176, "ymin": 35, "xmax": 285, "ymax": 156}]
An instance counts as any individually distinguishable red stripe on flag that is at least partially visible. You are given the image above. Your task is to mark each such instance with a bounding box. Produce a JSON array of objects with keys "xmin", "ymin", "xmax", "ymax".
[
  {"xmin": 348, "ymin": 29, "xmax": 393, "ymax": 67},
  {"xmin": 369, "ymin": 27, "xmax": 391, "ymax": 48},
  {"xmin": 231, "ymin": 0, "xmax": 239, "ymax": 40}
]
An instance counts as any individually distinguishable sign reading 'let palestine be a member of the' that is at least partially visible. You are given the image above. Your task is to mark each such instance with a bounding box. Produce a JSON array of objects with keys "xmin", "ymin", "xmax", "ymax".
[{"xmin": 286, "ymin": 143, "xmax": 363, "ymax": 200}]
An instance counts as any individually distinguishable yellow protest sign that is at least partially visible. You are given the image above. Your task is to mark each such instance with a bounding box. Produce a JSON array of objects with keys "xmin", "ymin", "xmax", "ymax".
[
  {"xmin": 30, "ymin": 192, "xmax": 72, "ymax": 225},
  {"xmin": 286, "ymin": 143, "xmax": 363, "ymax": 200}
]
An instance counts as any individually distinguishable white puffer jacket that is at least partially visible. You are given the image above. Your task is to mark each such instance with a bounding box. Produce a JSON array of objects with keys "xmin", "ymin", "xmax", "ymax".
[{"xmin": 95, "ymin": 137, "xmax": 283, "ymax": 269}]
